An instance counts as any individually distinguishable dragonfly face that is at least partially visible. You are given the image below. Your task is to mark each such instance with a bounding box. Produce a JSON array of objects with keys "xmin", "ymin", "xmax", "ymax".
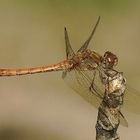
[{"xmin": 102, "ymin": 51, "xmax": 118, "ymax": 69}]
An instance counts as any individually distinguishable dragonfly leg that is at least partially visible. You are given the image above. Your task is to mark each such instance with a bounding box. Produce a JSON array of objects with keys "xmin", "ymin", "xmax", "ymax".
[{"xmin": 89, "ymin": 70, "xmax": 96, "ymax": 91}]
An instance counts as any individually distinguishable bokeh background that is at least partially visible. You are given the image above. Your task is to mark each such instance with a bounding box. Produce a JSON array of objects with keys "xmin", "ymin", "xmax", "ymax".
[{"xmin": 0, "ymin": 0, "xmax": 140, "ymax": 140}]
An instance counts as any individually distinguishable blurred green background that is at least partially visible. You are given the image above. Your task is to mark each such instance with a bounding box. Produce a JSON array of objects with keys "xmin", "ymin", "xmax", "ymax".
[{"xmin": 0, "ymin": 0, "xmax": 140, "ymax": 140}]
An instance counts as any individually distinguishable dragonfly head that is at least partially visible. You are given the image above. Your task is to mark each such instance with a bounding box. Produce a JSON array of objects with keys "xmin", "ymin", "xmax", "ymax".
[{"xmin": 102, "ymin": 51, "xmax": 118, "ymax": 69}]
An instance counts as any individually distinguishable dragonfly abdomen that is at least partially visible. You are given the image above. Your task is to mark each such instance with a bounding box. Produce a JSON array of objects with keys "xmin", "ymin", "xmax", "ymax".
[{"xmin": 0, "ymin": 60, "xmax": 68, "ymax": 76}]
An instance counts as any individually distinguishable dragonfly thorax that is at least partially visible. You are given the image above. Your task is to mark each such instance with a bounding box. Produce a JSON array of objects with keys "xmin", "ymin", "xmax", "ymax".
[{"xmin": 68, "ymin": 50, "xmax": 92, "ymax": 69}]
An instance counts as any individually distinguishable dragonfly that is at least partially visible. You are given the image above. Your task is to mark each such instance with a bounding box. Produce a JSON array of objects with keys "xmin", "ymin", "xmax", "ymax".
[{"xmin": 0, "ymin": 17, "xmax": 140, "ymax": 127}]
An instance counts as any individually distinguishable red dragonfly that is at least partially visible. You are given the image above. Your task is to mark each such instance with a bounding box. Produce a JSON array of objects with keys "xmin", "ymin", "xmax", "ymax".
[{"xmin": 0, "ymin": 17, "xmax": 140, "ymax": 127}]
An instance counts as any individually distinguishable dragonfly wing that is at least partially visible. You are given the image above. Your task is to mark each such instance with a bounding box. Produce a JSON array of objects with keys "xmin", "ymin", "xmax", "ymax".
[
  {"xmin": 119, "ymin": 111, "xmax": 128, "ymax": 127},
  {"xmin": 62, "ymin": 67, "xmax": 130, "ymax": 127},
  {"xmin": 122, "ymin": 84, "xmax": 140, "ymax": 114},
  {"xmin": 78, "ymin": 16, "xmax": 100, "ymax": 53},
  {"xmin": 62, "ymin": 71, "xmax": 67, "ymax": 79},
  {"xmin": 62, "ymin": 67, "xmax": 103, "ymax": 108},
  {"xmin": 64, "ymin": 28, "xmax": 75, "ymax": 59}
]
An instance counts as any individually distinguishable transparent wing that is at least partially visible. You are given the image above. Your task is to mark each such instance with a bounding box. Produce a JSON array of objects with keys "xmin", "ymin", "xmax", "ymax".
[
  {"xmin": 75, "ymin": 66, "xmax": 140, "ymax": 116},
  {"xmin": 62, "ymin": 67, "xmax": 128, "ymax": 127},
  {"xmin": 119, "ymin": 111, "xmax": 128, "ymax": 127},
  {"xmin": 63, "ymin": 67, "xmax": 102, "ymax": 108},
  {"xmin": 122, "ymin": 84, "xmax": 140, "ymax": 114}
]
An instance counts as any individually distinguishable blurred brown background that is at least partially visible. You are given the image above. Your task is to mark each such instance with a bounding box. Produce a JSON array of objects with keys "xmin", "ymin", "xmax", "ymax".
[{"xmin": 0, "ymin": 0, "xmax": 140, "ymax": 140}]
